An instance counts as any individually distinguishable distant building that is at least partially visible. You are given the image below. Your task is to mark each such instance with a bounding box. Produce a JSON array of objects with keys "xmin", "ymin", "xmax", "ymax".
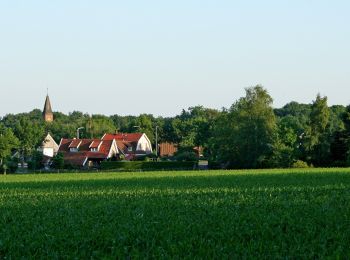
[
  {"xmin": 159, "ymin": 142, "xmax": 178, "ymax": 157},
  {"xmin": 158, "ymin": 142, "xmax": 204, "ymax": 158},
  {"xmin": 58, "ymin": 138, "xmax": 119, "ymax": 168},
  {"xmin": 38, "ymin": 133, "xmax": 59, "ymax": 158},
  {"xmin": 102, "ymin": 133, "xmax": 152, "ymax": 160},
  {"xmin": 43, "ymin": 95, "xmax": 53, "ymax": 122}
]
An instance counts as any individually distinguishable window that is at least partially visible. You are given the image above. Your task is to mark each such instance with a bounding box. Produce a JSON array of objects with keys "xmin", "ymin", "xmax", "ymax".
[
  {"xmin": 128, "ymin": 146, "xmax": 133, "ymax": 152},
  {"xmin": 70, "ymin": 148, "xmax": 78, "ymax": 152},
  {"xmin": 91, "ymin": 148, "xmax": 98, "ymax": 152}
]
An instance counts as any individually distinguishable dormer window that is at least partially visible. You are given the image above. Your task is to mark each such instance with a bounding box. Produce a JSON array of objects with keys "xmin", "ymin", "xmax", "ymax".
[
  {"xmin": 68, "ymin": 139, "xmax": 82, "ymax": 152},
  {"xmin": 89, "ymin": 141, "xmax": 102, "ymax": 152}
]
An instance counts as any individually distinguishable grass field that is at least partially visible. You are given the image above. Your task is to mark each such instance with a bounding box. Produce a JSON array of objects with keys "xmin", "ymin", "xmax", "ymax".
[{"xmin": 1, "ymin": 169, "xmax": 350, "ymax": 258}]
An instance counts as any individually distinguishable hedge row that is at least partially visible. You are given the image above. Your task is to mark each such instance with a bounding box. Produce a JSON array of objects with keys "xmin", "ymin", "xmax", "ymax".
[{"xmin": 101, "ymin": 161, "xmax": 196, "ymax": 171}]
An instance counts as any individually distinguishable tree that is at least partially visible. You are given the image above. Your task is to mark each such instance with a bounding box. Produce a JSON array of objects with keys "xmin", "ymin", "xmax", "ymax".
[
  {"xmin": 306, "ymin": 94, "xmax": 330, "ymax": 165},
  {"xmin": 341, "ymin": 105, "xmax": 350, "ymax": 165},
  {"xmin": 210, "ymin": 85, "xmax": 276, "ymax": 168},
  {"xmin": 268, "ymin": 116, "xmax": 300, "ymax": 167},
  {"xmin": 28, "ymin": 151, "xmax": 44, "ymax": 170},
  {"xmin": 85, "ymin": 115, "xmax": 116, "ymax": 138},
  {"xmin": 13, "ymin": 117, "xmax": 45, "ymax": 166},
  {"xmin": 0, "ymin": 124, "xmax": 19, "ymax": 174},
  {"xmin": 309, "ymin": 94, "xmax": 330, "ymax": 145}
]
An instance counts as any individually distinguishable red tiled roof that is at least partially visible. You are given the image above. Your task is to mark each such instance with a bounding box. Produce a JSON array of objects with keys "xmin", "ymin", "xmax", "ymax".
[
  {"xmin": 58, "ymin": 139, "xmax": 118, "ymax": 167},
  {"xmin": 102, "ymin": 133, "xmax": 144, "ymax": 155},
  {"xmin": 90, "ymin": 140, "xmax": 102, "ymax": 149},
  {"xmin": 68, "ymin": 139, "xmax": 82, "ymax": 148},
  {"xmin": 59, "ymin": 139, "xmax": 114, "ymax": 156},
  {"xmin": 102, "ymin": 133, "xmax": 143, "ymax": 142},
  {"xmin": 115, "ymin": 140, "xmax": 128, "ymax": 154}
]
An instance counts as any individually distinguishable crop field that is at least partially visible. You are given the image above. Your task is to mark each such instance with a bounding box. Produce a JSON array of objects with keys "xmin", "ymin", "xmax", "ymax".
[{"xmin": 1, "ymin": 169, "xmax": 350, "ymax": 258}]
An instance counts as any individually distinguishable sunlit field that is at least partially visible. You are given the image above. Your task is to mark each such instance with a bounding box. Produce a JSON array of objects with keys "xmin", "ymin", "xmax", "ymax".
[{"xmin": 1, "ymin": 169, "xmax": 350, "ymax": 258}]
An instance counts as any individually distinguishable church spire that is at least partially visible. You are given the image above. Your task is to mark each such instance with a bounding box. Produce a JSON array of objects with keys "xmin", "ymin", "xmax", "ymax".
[{"xmin": 43, "ymin": 94, "xmax": 53, "ymax": 122}]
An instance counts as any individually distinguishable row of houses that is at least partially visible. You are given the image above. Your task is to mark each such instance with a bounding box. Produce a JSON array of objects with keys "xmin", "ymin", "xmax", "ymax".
[
  {"xmin": 37, "ymin": 94, "xmax": 203, "ymax": 169},
  {"xmin": 40, "ymin": 132, "xmax": 154, "ymax": 168}
]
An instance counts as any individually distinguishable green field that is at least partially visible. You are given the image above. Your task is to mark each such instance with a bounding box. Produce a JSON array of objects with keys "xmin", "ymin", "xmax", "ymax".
[{"xmin": 1, "ymin": 169, "xmax": 350, "ymax": 258}]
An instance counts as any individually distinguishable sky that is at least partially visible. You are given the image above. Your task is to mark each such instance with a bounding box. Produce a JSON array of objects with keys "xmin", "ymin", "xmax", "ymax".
[{"xmin": 1, "ymin": 0, "xmax": 350, "ymax": 117}]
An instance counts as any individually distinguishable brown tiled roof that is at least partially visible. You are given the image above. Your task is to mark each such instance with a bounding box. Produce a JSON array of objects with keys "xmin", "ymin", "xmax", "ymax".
[{"xmin": 62, "ymin": 153, "xmax": 88, "ymax": 166}]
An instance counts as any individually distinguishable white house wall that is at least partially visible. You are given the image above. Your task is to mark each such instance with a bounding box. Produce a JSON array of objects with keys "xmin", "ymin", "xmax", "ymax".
[
  {"xmin": 107, "ymin": 140, "xmax": 119, "ymax": 158},
  {"xmin": 43, "ymin": 148, "xmax": 54, "ymax": 157},
  {"xmin": 136, "ymin": 134, "xmax": 153, "ymax": 154}
]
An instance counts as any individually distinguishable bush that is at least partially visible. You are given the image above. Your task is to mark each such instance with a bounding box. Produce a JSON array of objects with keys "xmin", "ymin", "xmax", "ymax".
[
  {"xmin": 291, "ymin": 160, "xmax": 310, "ymax": 168},
  {"xmin": 134, "ymin": 154, "xmax": 157, "ymax": 162},
  {"xmin": 52, "ymin": 153, "xmax": 65, "ymax": 169},
  {"xmin": 28, "ymin": 151, "xmax": 44, "ymax": 170},
  {"xmin": 101, "ymin": 161, "xmax": 196, "ymax": 171},
  {"xmin": 174, "ymin": 151, "xmax": 198, "ymax": 162},
  {"xmin": 208, "ymin": 161, "xmax": 221, "ymax": 169}
]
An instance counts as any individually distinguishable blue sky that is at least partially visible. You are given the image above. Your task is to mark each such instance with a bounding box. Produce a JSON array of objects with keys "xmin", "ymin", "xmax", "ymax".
[{"xmin": 1, "ymin": 0, "xmax": 349, "ymax": 116}]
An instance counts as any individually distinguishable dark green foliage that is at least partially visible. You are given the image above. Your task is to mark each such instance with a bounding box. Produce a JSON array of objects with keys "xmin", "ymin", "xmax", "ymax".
[
  {"xmin": 51, "ymin": 153, "xmax": 64, "ymax": 169},
  {"xmin": 0, "ymin": 124, "xmax": 19, "ymax": 174},
  {"xmin": 85, "ymin": 115, "xmax": 116, "ymax": 138},
  {"xmin": 174, "ymin": 146, "xmax": 198, "ymax": 162},
  {"xmin": 174, "ymin": 151, "xmax": 198, "ymax": 162},
  {"xmin": 13, "ymin": 117, "xmax": 45, "ymax": 158},
  {"xmin": 28, "ymin": 151, "xmax": 44, "ymax": 170},
  {"xmin": 210, "ymin": 86, "xmax": 276, "ymax": 168},
  {"xmin": 133, "ymin": 153, "xmax": 157, "ymax": 161},
  {"xmin": 1, "ymin": 87, "xmax": 350, "ymax": 169},
  {"xmin": 1, "ymin": 169, "xmax": 350, "ymax": 258},
  {"xmin": 101, "ymin": 161, "xmax": 196, "ymax": 171}
]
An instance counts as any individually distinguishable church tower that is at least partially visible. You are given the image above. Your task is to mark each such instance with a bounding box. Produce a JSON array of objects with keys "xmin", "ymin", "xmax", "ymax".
[{"xmin": 43, "ymin": 94, "xmax": 54, "ymax": 122}]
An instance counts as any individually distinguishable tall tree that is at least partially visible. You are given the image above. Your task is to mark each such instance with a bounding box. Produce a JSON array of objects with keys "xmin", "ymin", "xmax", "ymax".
[
  {"xmin": 13, "ymin": 117, "xmax": 45, "ymax": 165},
  {"xmin": 342, "ymin": 105, "xmax": 350, "ymax": 165},
  {"xmin": 0, "ymin": 124, "xmax": 19, "ymax": 174},
  {"xmin": 306, "ymin": 94, "xmax": 330, "ymax": 165},
  {"xmin": 210, "ymin": 85, "xmax": 276, "ymax": 168}
]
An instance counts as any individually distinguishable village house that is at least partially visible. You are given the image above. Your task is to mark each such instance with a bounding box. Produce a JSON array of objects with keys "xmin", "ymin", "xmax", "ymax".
[
  {"xmin": 38, "ymin": 133, "xmax": 59, "ymax": 158},
  {"xmin": 58, "ymin": 138, "xmax": 119, "ymax": 168},
  {"xmin": 102, "ymin": 133, "xmax": 152, "ymax": 160},
  {"xmin": 159, "ymin": 142, "xmax": 178, "ymax": 157}
]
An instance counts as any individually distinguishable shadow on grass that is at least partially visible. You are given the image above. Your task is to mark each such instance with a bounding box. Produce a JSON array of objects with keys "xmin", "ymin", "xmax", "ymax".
[{"xmin": 1, "ymin": 171, "xmax": 350, "ymax": 191}]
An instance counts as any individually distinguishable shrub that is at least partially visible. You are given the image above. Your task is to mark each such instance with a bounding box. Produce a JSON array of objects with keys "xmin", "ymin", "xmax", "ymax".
[
  {"xmin": 101, "ymin": 161, "xmax": 196, "ymax": 171},
  {"xmin": 291, "ymin": 160, "xmax": 310, "ymax": 168},
  {"xmin": 174, "ymin": 151, "xmax": 198, "ymax": 162},
  {"xmin": 52, "ymin": 153, "xmax": 65, "ymax": 169},
  {"xmin": 28, "ymin": 151, "xmax": 44, "ymax": 170}
]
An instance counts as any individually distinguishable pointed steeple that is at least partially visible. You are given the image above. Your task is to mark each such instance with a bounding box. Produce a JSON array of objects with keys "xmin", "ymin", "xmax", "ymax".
[{"xmin": 43, "ymin": 94, "xmax": 54, "ymax": 122}]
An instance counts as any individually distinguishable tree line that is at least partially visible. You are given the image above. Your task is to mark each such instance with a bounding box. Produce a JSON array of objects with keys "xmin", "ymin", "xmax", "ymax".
[{"xmin": 1, "ymin": 85, "xmax": 350, "ymax": 172}]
